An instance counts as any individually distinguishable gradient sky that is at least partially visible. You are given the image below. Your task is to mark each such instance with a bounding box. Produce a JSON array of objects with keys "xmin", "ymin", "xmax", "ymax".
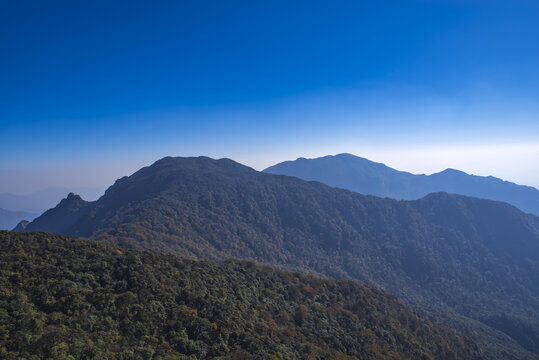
[{"xmin": 1, "ymin": 0, "xmax": 539, "ymax": 194}]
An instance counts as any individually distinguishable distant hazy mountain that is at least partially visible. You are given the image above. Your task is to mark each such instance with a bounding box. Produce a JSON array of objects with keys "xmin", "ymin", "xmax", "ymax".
[
  {"xmin": 264, "ymin": 153, "xmax": 539, "ymax": 216},
  {"xmin": 23, "ymin": 156, "xmax": 539, "ymax": 358},
  {"xmin": 0, "ymin": 187, "xmax": 105, "ymax": 213},
  {"xmin": 0, "ymin": 208, "xmax": 38, "ymax": 230},
  {"xmin": 1, "ymin": 231, "xmax": 484, "ymax": 359}
]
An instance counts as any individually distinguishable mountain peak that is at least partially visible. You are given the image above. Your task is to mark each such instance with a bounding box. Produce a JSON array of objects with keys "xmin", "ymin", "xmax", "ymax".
[
  {"xmin": 334, "ymin": 153, "xmax": 364, "ymax": 159},
  {"xmin": 12, "ymin": 220, "xmax": 29, "ymax": 231},
  {"xmin": 435, "ymin": 168, "xmax": 467, "ymax": 176},
  {"xmin": 147, "ymin": 156, "xmax": 254, "ymax": 174},
  {"xmin": 23, "ymin": 192, "xmax": 91, "ymax": 235},
  {"xmin": 66, "ymin": 192, "xmax": 83, "ymax": 201}
]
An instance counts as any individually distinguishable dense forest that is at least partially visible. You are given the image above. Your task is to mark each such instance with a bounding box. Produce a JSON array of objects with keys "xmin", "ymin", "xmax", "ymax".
[
  {"xmin": 23, "ymin": 156, "xmax": 539, "ymax": 359},
  {"xmin": 0, "ymin": 231, "xmax": 485, "ymax": 359}
]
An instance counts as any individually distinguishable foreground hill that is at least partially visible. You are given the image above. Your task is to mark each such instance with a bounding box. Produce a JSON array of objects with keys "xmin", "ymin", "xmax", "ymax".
[
  {"xmin": 264, "ymin": 153, "xmax": 539, "ymax": 216},
  {"xmin": 0, "ymin": 231, "xmax": 484, "ymax": 359},
  {"xmin": 23, "ymin": 156, "xmax": 539, "ymax": 358}
]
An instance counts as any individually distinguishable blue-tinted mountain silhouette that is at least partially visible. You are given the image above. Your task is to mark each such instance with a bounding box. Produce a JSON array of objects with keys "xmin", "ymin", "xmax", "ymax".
[
  {"xmin": 0, "ymin": 187, "xmax": 105, "ymax": 214},
  {"xmin": 264, "ymin": 153, "xmax": 539, "ymax": 216},
  {"xmin": 0, "ymin": 208, "xmax": 38, "ymax": 230}
]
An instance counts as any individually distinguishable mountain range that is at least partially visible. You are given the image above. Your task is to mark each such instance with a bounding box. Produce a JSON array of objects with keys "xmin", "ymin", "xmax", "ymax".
[
  {"xmin": 0, "ymin": 231, "xmax": 484, "ymax": 359},
  {"xmin": 20, "ymin": 156, "xmax": 539, "ymax": 359},
  {"xmin": 264, "ymin": 153, "xmax": 539, "ymax": 216}
]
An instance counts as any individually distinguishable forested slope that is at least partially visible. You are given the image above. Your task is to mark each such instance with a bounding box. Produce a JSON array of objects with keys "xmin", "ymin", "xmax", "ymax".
[{"xmin": 0, "ymin": 231, "xmax": 484, "ymax": 359}]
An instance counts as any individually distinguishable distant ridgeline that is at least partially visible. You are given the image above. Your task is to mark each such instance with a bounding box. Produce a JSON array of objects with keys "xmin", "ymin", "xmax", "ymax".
[
  {"xmin": 0, "ymin": 208, "xmax": 37, "ymax": 231},
  {"xmin": 264, "ymin": 153, "xmax": 539, "ymax": 216},
  {"xmin": 20, "ymin": 156, "xmax": 539, "ymax": 359},
  {"xmin": 0, "ymin": 231, "xmax": 484, "ymax": 359}
]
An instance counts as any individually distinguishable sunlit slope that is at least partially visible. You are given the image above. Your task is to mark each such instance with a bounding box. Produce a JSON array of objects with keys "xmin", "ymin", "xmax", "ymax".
[{"xmin": 0, "ymin": 231, "xmax": 486, "ymax": 359}]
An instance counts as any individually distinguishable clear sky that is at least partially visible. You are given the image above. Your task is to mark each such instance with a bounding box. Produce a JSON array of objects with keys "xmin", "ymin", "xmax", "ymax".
[{"xmin": 1, "ymin": 0, "xmax": 539, "ymax": 194}]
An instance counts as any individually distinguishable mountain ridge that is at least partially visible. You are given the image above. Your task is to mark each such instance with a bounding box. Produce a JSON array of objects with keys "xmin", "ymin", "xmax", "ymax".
[
  {"xmin": 264, "ymin": 153, "xmax": 539, "ymax": 216},
  {"xmin": 0, "ymin": 186, "xmax": 104, "ymax": 213},
  {"xmin": 0, "ymin": 208, "xmax": 38, "ymax": 230}
]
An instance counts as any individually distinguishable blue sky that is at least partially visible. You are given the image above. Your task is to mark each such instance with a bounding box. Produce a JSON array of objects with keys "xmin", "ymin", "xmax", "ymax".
[{"xmin": 1, "ymin": 0, "xmax": 539, "ymax": 194}]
